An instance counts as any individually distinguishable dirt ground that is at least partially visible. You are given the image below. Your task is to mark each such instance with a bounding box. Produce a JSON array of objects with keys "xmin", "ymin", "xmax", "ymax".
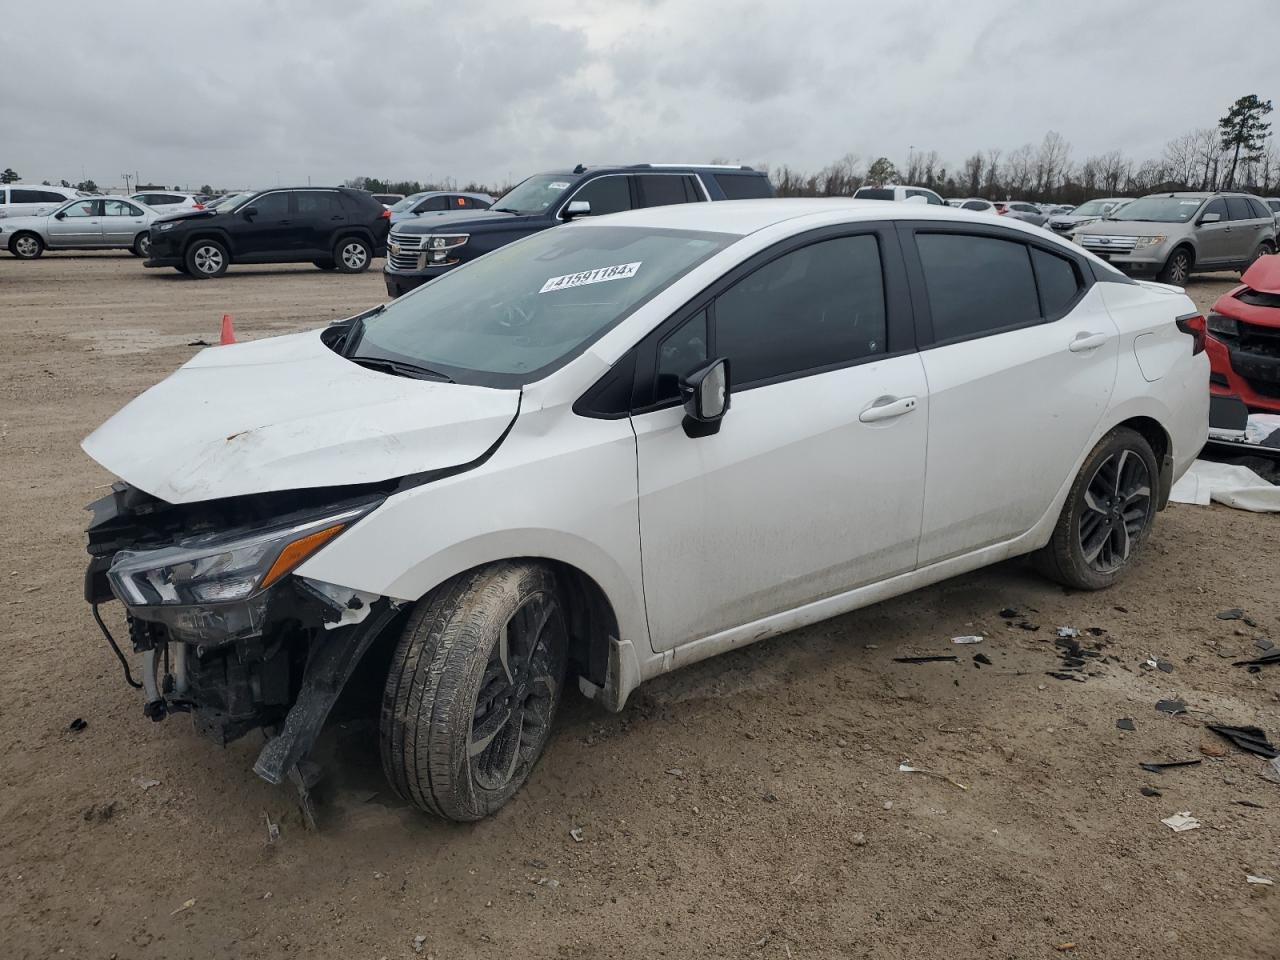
[{"xmin": 0, "ymin": 252, "xmax": 1277, "ymax": 960}]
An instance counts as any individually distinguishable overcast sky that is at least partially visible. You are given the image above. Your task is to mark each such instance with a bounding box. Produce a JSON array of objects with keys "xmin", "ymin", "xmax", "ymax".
[{"xmin": 2, "ymin": 0, "xmax": 1273, "ymax": 192}]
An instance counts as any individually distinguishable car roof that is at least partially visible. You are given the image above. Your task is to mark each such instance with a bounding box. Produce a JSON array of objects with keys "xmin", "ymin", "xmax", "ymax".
[
  {"xmin": 570, "ymin": 198, "xmax": 1072, "ymax": 239},
  {"xmin": 540, "ymin": 164, "xmax": 764, "ymax": 177}
]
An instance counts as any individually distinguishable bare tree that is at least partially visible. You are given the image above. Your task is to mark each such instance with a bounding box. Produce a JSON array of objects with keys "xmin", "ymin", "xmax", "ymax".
[
  {"xmin": 1034, "ymin": 131, "xmax": 1071, "ymax": 195},
  {"xmin": 1162, "ymin": 132, "xmax": 1198, "ymax": 188},
  {"xmin": 982, "ymin": 148, "xmax": 1002, "ymax": 198},
  {"xmin": 1097, "ymin": 150, "xmax": 1130, "ymax": 194},
  {"xmin": 1005, "ymin": 143, "xmax": 1035, "ymax": 196},
  {"xmin": 961, "ymin": 152, "xmax": 984, "ymax": 196}
]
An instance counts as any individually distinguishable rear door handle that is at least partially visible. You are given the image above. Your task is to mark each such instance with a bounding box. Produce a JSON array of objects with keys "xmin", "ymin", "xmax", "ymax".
[
  {"xmin": 1069, "ymin": 332, "xmax": 1109, "ymax": 352},
  {"xmin": 858, "ymin": 395, "xmax": 918, "ymax": 423}
]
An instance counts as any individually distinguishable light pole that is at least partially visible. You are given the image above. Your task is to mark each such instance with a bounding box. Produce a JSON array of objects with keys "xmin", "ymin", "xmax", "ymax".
[{"xmin": 121, "ymin": 173, "xmax": 133, "ymax": 194}]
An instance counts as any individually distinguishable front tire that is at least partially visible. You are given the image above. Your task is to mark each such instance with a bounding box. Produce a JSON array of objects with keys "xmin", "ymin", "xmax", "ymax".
[
  {"xmin": 10, "ymin": 232, "xmax": 44, "ymax": 259},
  {"xmin": 1032, "ymin": 427, "xmax": 1159, "ymax": 591},
  {"xmin": 380, "ymin": 562, "xmax": 568, "ymax": 821},
  {"xmin": 1157, "ymin": 246, "xmax": 1192, "ymax": 284},
  {"xmin": 1243, "ymin": 241, "xmax": 1275, "ymax": 275},
  {"xmin": 184, "ymin": 239, "xmax": 228, "ymax": 278},
  {"xmin": 334, "ymin": 236, "xmax": 372, "ymax": 273}
]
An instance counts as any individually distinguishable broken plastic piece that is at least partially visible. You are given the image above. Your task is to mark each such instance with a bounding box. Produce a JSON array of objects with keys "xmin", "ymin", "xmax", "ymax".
[
  {"xmin": 973, "ymin": 653, "xmax": 992, "ymax": 667},
  {"xmin": 897, "ymin": 762, "xmax": 968, "ymax": 791},
  {"xmin": 1204, "ymin": 724, "xmax": 1279, "ymax": 759},
  {"xmin": 1155, "ymin": 699, "xmax": 1187, "ymax": 716},
  {"xmin": 951, "ymin": 635, "xmax": 983, "ymax": 644},
  {"xmin": 893, "ymin": 655, "xmax": 958, "ymax": 664},
  {"xmin": 1140, "ymin": 786, "xmax": 1162, "ymax": 797},
  {"xmin": 1246, "ymin": 875, "xmax": 1275, "ymax": 886},
  {"xmin": 1140, "ymin": 759, "xmax": 1201, "ymax": 774},
  {"xmin": 68, "ymin": 718, "xmax": 87, "ymax": 732},
  {"xmin": 1232, "ymin": 649, "xmax": 1280, "ymax": 669},
  {"xmin": 1217, "ymin": 608, "xmax": 1245, "ymax": 620},
  {"xmin": 1057, "ymin": 626, "xmax": 1080, "ymax": 639},
  {"xmin": 1161, "ymin": 811, "xmax": 1201, "ymax": 832},
  {"xmin": 999, "ymin": 608, "xmax": 1019, "ymax": 619},
  {"xmin": 1116, "ymin": 718, "xmax": 1136, "ymax": 731}
]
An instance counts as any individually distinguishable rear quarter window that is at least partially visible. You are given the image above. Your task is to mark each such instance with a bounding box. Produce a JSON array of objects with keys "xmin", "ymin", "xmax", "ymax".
[{"xmin": 713, "ymin": 173, "xmax": 773, "ymax": 200}]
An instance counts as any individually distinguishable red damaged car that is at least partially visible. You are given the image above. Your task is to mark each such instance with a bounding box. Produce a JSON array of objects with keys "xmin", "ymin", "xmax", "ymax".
[{"xmin": 1206, "ymin": 254, "xmax": 1280, "ymax": 412}]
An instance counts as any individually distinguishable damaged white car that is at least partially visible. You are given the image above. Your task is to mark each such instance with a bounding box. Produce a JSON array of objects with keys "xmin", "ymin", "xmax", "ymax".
[{"xmin": 83, "ymin": 200, "xmax": 1208, "ymax": 821}]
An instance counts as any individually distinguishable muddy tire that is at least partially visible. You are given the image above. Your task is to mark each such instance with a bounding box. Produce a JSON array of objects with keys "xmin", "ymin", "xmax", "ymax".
[
  {"xmin": 1032, "ymin": 427, "xmax": 1159, "ymax": 591},
  {"xmin": 379, "ymin": 561, "xmax": 568, "ymax": 821}
]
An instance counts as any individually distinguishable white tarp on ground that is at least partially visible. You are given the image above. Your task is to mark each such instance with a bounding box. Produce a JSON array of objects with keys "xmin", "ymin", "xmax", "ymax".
[{"xmin": 1170, "ymin": 460, "xmax": 1280, "ymax": 512}]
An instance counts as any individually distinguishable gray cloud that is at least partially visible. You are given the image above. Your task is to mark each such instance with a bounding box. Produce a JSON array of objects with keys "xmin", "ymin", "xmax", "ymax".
[{"xmin": 1, "ymin": 0, "xmax": 1273, "ymax": 192}]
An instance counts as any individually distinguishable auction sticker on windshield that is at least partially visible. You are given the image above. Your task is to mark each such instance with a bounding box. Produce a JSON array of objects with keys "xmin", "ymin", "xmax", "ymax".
[{"xmin": 540, "ymin": 261, "xmax": 642, "ymax": 294}]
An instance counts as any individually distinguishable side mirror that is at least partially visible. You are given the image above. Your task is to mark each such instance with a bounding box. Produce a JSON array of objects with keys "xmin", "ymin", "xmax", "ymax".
[
  {"xmin": 679, "ymin": 358, "xmax": 730, "ymax": 438},
  {"xmin": 242, "ymin": 206, "xmax": 259, "ymax": 221},
  {"xmin": 564, "ymin": 200, "xmax": 591, "ymax": 220},
  {"xmin": 1199, "ymin": 212, "xmax": 1222, "ymax": 224},
  {"xmin": 54, "ymin": 211, "xmax": 66, "ymax": 220}
]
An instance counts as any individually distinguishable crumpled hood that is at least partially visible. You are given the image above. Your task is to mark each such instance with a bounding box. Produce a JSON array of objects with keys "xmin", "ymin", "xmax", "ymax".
[
  {"xmin": 1241, "ymin": 252, "xmax": 1280, "ymax": 295},
  {"xmin": 82, "ymin": 329, "xmax": 520, "ymax": 504}
]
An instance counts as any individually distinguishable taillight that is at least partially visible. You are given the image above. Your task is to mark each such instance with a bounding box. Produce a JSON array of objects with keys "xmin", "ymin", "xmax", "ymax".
[
  {"xmin": 1175, "ymin": 313, "xmax": 1206, "ymax": 355},
  {"xmin": 193, "ymin": 203, "xmax": 204, "ymax": 209},
  {"xmin": 381, "ymin": 209, "xmax": 391, "ymax": 219}
]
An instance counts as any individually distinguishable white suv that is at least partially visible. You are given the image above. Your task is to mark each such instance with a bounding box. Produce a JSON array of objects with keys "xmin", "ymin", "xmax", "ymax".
[
  {"xmin": 0, "ymin": 183, "xmax": 88, "ymax": 218},
  {"xmin": 852, "ymin": 183, "xmax": 947, "ymax": 205},
  {"xmin": 130, "ymin": 191, "xmax": 203, "ymax": 214},
  {"xmin": 83, "ymin": 200, "xmax": 1208, "ymax": 821}
]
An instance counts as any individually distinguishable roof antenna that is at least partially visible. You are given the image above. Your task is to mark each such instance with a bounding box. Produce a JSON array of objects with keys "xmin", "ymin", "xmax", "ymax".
[{"xmin": 573, "ymin": 164, "xmax": 586, "ymax": 174}]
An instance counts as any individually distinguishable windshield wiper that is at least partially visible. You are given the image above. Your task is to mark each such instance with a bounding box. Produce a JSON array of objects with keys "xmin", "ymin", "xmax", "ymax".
[
  {"xmin": 491, "ymin": 207, "xmax": 521, "ymax": 214},
  {"xmin": 340, "ymin": 305, "xmax": 385, "ymax": 358},
  {"xmin": 351, "ymin": 356, "xmax": 455, "ymax": 383}
]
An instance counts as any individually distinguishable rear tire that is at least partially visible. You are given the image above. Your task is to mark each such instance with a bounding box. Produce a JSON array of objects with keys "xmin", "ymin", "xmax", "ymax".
[
  {"xmin": 1156, "ymin": 246, "xmax": 1192, "ymax": 284},
  {"xmin": 1032, "ymin": 427, "xmax": 1159, "ymax": 591},
  {"xmin": 10, "ymin": 232, "xmax": 44, "ymax": 259},
  {"xmin": 379, "ymin": 562, "xmax": 568, "ymax": 821},
  {"xmin": 1243, "ymin": 241, "xmax": 1275, "ymax": 275},
  {"xmin": 184, "ymin": 239, "xmax": 228, "ymax": 278},
  {"xmin": 131, "ymin": 233, "xmax": 151, "ymax": 258},
  {"xmin": 334, "ymin": 236, "xmax": 372, "ymax": 273}
]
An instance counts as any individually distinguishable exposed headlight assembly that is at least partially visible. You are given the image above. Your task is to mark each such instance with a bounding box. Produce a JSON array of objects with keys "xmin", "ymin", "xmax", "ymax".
[
  {"xmin": 156, "ymin": 222, "xmax": 176, "ymax": 231},
  {"xmin": 1206, "ymin": 312, "xmax": 1238, "ymax": 338},
  {"xmin": 1132, "ymin": 235, "xmax": 1167, "ymax": 248}
]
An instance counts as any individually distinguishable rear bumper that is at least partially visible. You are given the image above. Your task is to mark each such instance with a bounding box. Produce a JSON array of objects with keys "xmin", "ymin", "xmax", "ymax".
[{"xmin": 1206, "ymin": 333, "xmax": 1280, "ymax": 413}]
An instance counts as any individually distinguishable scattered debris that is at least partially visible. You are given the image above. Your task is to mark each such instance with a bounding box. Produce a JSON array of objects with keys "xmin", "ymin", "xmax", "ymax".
[
  {"xmin": 1200, "ymin": 740, "xmax": 1229, "ymax": 758},
  {"xmin": 893, "ymin": 655, "xmax": 958, "ymax": 664},
  {"xmin": 413, "ymin": 934, "xmax": 428, "ymax": 953},
  {"xmin": 1015, "ymin": 621, "xmax": 1041, "ymax": 631},
  {"xmin": 665, "ymin": 768, "xmax": 684, "ymax": 778},
  {"xmin": 131, "ymin": 776, "xmax": 161, "ymax": 791},
  {"xmin": 1046, "ymin": 672, "xmax": 1087, "ymax": 683},
  {"xmin": 1235, "ymin": 800, "xmax": 1265, "ymax": 809},
  {"xmin": 1217, "ymin": 609, "xmax": 1245, "ymax": 621},
  {"xmin": 1116, "ymin": 718, "xmax": 1136, "ymax": 732},
  {"xmin": 1085, "ymin": 627, "xmax": 1107, "ymax": 637},
  {"xmin": 1140, "ymin": 787, "xmax": 1162, "ymax": 797},
  {"xmin": 1246, "ymin": 875, "xmax": 1274, "ymax": 886},
  {"xmin": 187, "ymin": 338, "xmax": 212, "ymax": 347},
  {"xmin": 762, "ymin": 791, "xmax": 779, "ymax": 803},
  {"xmin": 1140, "ymin": 759, "xmax": 1201, "ymax": 774},
  {"xmin": 951, "ymin": 635, "xmax": 983, "ymax": 644},
  {"xmin": 1160, "ymin": 811, "xmax": 1202, "ymax": 832},
  {"xmin": 898, "ymin": 762, "xmax": 969, "ymax": 791},
  {"xmin": 263, "ymin": 811, "xmax": 280, "ymax": 843},
  {"xmin": 1054, "ymin": 944, "xmax": 1076, "ymax": 953},
  {"xmin": 973, "ymin": 653, "xmax": 992, "ymax": 667},
  {"xmin": 170, "ymin": 898, "xmax": 196, "ymax": 916},
  {"xmin": 999, "ymin": 608, "xmax": 1020, "ymax": 619},
  {"xmin": 1263, "ymin": 758, "xmax": 1280, "ymax": 785},
  {"xmin": 1205, "ymin": 724, "xmax": 1279, "ymax": 759},
  {"xmin": 536, "ymin": 876, "xmax": 560, "ymax": 889},
  {"xmin": 1155, "ymin": 699, "xmax": 1187, "ymax": 716},
  {"xmin": 82, "ymin": 801, "xmax": 118, "ymax": 822},
  {"xmin": 68, "ymin": 718, "xmax": 87, "ymax": 732},
  {"xmin": 882, "ymin": 801, "xmax": 893, "ymax": 810},
  {"xmin": 1233, "ymin": 649, "xmax": 1280, "ymax": 670},
  {"xmin": 851, "ymin": 832, "xmax": 867, "ymax": 846},
  {"xmin": 1256, "ymin": 638, "xmax": 1275, "ymax": 652},
  {"xmin": 1056, "ymin": 626, "xmax": 1080, "ymax": 639},
  {"xmin": 569, "ymin": 827, "xmax": 584, "ymax": 843}
]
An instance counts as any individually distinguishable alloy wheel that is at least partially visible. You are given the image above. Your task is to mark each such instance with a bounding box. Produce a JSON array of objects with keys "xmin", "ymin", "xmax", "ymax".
[
  {"xmin": 341, "ymin": 242, "xmax": 368, "ymax": 270},
  {"xmin": 139, "ymin": 235, "xmax": 151, "ymax": 257},
  {"xmin": 15, "ymin": 236, "xmax": 39, "ymax": 257},
  {"xmin": 468, "ymin": 592, "xmax": 562, "ymax": 792},
  {"xmin": 1078, "ymin": 448, "xmax": 1151, "ymax": 573},
  {"xmin": 1166, "ymin": 252, "xmax": 1189, "ymax": 284},
  {"xmin": 193, "ymin": 244, "xmax": 223, "ymax": 274}
]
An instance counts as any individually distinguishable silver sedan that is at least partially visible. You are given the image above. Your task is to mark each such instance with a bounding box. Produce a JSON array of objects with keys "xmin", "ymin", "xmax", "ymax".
[{"xmin": 1, "ymin": 196, "xmax": 162, "ymax": 259}]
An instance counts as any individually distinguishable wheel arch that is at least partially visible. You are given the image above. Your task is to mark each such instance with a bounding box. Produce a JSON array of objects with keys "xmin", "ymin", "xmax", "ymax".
[
  {"xmin": 1112, "ymin": 415, "xmax": 1173, "ymax": 507},
  {"xmin": 8, "ymin": 229, "xmax": 43, "ymax": 254},
  {"xmin": 181, "ymin": 230, "xmax": 234, "ymax": 259}
]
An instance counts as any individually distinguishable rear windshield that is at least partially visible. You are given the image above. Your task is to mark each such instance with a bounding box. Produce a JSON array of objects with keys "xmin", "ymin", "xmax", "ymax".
[
  {"xmin": 854, "ymin": 188, "xmax": 894, "ymax": 200},
  {"xmin": 1110, "ymin": 196, "xmax": 1204, "ymax": 222},
  {"xmin": 351, "ymin": 225, "xmax": 735, "ymax": 386},
  {"xmin": 713, "ymin": 173, "xmax": 773, "ymax": 200}
]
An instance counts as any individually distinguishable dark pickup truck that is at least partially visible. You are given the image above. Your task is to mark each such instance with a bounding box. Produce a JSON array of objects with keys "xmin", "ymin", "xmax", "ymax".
[{"xmin": 383, "ymin": 163, "xmax": 774, "ymax": 297}]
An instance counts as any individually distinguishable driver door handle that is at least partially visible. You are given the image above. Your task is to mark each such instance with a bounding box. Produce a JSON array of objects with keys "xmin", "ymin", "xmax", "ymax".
[
  {"xmin": 1069, "ymin": 332, "xmax": 1109, "ymax": 352},
  {"xmin": 858, "ymin": 395, "xmax": 917, "ymax": 423}
]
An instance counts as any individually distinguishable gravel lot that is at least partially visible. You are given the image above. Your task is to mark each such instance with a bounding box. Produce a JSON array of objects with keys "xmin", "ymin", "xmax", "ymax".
[{"xmin": 0, "ymin": 252, "xmax": 1277, "ymax": 960}]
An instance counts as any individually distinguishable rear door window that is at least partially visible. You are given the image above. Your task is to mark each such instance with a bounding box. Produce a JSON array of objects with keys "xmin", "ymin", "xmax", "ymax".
[
  {"xmin": 915, "ymin": 233, "xmax": 1041, "ymax": 343},
  {"xmin": 104, "ymin": 200, "xmax": 144, "ymax": 216},
  {"xmin": 637, "ymin": 175, "xmax": 700, "ymax": 208},
  {"xmin": 1031, "ymin": 247, "xmax": 1083, "ymax": 319},
  {"xmin": 1225, "ymin": 197, "xmax": 1254, "ymax": 221},
  {"xmin": 713, "ymin": 173, "xmax": 772, "ymax": 200},
  {"xmin": 712, "ymin": 234, "xmax": 887, "ymax": 386},
  {"xmin": 296, "ymin": 191, "xmax": 344, "ymax": 215},
  {"xmin": 567, "ymin": 176, "xmax": 632, "ymax": 216}
]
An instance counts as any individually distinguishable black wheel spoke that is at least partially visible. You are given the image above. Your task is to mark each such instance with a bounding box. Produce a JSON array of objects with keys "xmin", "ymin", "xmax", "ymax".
[
  {"xmin": 1078, "ymin": 447, "xmax": 1151, "ymax": 574},
  {"xmin": 469, "ymin": 703, "xmax": 514, "ymax": 758}
]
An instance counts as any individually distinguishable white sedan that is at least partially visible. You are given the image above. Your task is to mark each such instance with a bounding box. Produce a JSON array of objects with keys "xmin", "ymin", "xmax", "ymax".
[
  {"xmin": 82, "ymin": 199, "xmax": 1208, "ymax": 820},
  {"xmin": 2, "ymin": 195, "xmax": 161, "ymax": 258}
]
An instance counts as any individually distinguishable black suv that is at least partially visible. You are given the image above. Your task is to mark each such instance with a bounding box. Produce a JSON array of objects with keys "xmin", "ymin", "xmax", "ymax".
[
  {"xmin": 383, "ymin": 164, "xmax": 774, "ymax": 297},
  {"xmin": 146, "ymin": 187, "xmax": 391, "ymax": 278}
]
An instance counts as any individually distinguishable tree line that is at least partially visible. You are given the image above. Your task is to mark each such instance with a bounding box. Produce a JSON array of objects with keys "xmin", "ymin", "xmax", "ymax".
[{"xmin": 767, "ymin": 94, "xmax": 1275, "ymax": 203}]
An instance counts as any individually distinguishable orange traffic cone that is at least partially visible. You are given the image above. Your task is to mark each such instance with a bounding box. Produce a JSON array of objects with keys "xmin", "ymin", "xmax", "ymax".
[{"xmin": 219, "ymin": 314, "xmax": 237, "ymax": 345}]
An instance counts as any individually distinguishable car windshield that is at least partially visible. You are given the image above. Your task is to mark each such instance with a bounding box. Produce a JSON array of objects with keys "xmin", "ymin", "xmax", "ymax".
[
  {"xmin": 388, "ymin": 193, "xmax": 427, "ymax": 212},
  {"xmin": 490, "ymin": 175, "xmax": 577, "ymax": 215},
  {"xmin": 209, "ymin": 192, "xmax": 253, "ymax": 211},
  {"xmin": 1108, "ymin": 197, "xmax": 1203, "ymax": 222},
  {"xmin": 350, "ymin": 225, "xmax": 735, "ymax": 386},
  {"xmin": 1071, "ymin": 199, "xmax": 1114, "ymax": 217}
]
